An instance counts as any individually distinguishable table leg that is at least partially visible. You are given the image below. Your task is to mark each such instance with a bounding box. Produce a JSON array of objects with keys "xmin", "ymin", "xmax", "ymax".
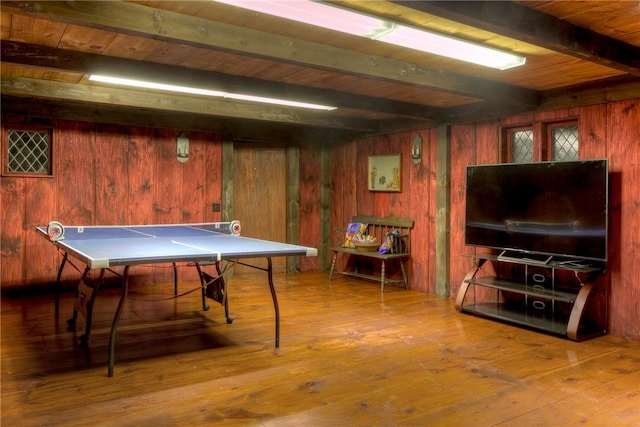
[
  {"xmin": 265, "ymin": 257, "xmax": 280, "ymax": 348},
  {"xmin": 329, "ymin": 252, "xmax": 337, "ymax": 280},
  {"xmin": 201, "ymin": 257, "xmax": 280, "ymax": 348},
  {"xmin": 400, "ymin": 260, "xmax": 408, "ymax": 289},
  {"xmin": 108, "ymin": 265, "xmax": 130, "ymax": 377},
  {"xmin": 172, "ymin": 262, "xmax": 178, "ymax": 296},
  {"xmin": 67, "ymin": 267, "xmax": 89, "ymax": 331},
  {"xmin": 79, "ymin": 268, "xmax": 105, "ymax": 344},
  {"xmin": 54, "ymin": 252, "xmax": 69, "ymax": 314}
]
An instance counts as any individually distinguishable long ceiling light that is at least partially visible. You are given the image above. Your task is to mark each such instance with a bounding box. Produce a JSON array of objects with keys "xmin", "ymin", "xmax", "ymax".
[
  {"xmin": 214, "ymin": 0, "xmax": 526, "ymax": 70},
  {"xmin": 88, "ymin": 75, "xmax": 337, "ymax": 110}
]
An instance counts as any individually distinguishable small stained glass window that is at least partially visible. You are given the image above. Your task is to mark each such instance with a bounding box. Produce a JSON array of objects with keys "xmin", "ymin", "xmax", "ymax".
[
  {"xmin": 552, "ymin": 124, "xmax": 579, "ymax": 161},
  {"xmin": 510, "ymin": 129, "xmax": 533, "ymax": 163},
  {"xmin": 5, "ymin": 129, "xmax": 52, "ymax": 175}
]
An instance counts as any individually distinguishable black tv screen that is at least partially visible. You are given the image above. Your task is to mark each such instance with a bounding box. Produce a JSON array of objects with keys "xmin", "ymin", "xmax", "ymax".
[{"xmin": 465, "ymin": 159, "xmax": 608, "ymax": 262}]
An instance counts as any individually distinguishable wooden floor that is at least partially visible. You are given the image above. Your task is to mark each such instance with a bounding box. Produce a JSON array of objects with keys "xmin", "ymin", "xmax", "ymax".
[{"xmin": 2, "ymin": 271, "xmax": 639, "ymax": 426}]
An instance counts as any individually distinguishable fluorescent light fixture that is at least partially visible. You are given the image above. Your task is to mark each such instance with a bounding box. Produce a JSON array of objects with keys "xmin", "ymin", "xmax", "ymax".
[
  {"xmin": 216, "ymin": 0, "xmax": 394, "ymax": 39},
  {"xmin": 379, "ymin": 24, "xmax": 526, "ymax": 70},
  {"xmin": 214, "ymin": 0, "xmax": 526, "ymax": 70},
  {"xmin": 88, "ymin": 75, "xmax": 337, "ymax": 110}
]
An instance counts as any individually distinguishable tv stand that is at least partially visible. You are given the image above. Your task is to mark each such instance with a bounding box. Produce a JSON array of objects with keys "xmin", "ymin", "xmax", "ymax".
[{"xmin": 455, "ymin": 253, "xmax": 607, "ymax": 341}]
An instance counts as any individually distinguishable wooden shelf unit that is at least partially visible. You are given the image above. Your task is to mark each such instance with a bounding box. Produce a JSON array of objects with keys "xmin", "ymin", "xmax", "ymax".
[{"xmin": 455, "ymin": 254, "xmax": 607, "ymax": 341}]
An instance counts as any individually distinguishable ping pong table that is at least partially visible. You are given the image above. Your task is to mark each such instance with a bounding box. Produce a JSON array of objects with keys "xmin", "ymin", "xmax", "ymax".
[{"xmin": 36, "ymin": 221, "xmax": 317, "ymax": 376}]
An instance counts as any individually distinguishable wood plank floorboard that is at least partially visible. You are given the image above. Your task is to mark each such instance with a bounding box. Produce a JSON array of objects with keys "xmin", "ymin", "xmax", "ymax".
[{"xmin": 1, "ymin": 271, "xmax": 638, "ymax": 426}]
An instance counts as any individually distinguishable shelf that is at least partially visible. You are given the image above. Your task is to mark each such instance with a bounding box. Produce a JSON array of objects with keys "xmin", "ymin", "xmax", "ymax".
[
  {"xmin": 465, "ymin": 253, "xmax": 603, "ymax": 273},
  {"xmin": 456, "ymin": 254, "xmax": 606, "ymax": 341},
  {"xmin": 460, "ymin": 302, "xmax": 568, "ymax": 336},
  {"xmin": 465, "ymin": 276, "xmax": 577, "ymax": 303}
]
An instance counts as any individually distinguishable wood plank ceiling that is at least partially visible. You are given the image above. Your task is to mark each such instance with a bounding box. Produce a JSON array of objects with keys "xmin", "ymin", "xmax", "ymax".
[{"xmin": 1, "ymin": 0, "xmax": 639, "ymax": 141}]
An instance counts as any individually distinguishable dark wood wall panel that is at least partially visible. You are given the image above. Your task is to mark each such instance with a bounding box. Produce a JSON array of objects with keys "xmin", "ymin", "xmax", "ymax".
[
  {"xmin": 329, "ymin": 141, "xmax": 358, "ymax": 272},
  {"xmin": 578, "ymin": 104, "xmax": 608, "ymax": 160},
  {"xmin": 0, "ymin": 177, "xmax": 26, "ymax": 287},
  {"xmin": 447, "ymin": 100, "xmax": 639, "ymax": 340},
  {"xmin": 298, "ymin": 143, "xmax": 321, "ymax": 272},
  {"xmin": 2, "ymin": 99, "xmax": 638, "ymax": 339},
  {"xmin": 607, "ymin": 99, "xmax": 639, "ymax": 339},
  {"xmin": 403, "ymin": 129, "xmax": 438, "ymax": 293},
  {"xmin": 55, "ymin": 123, "xmax": 97, "ymax": 284},
  {"xmin": 56, "ymin": 124, "xmax": 95, "ymax": 225},
  {"xmin": 203, "ymin": 134, "xmax": 222, "ymax": 224},
  {"xmin": 127, "ymin": 127, "xmax": 157, "ymax": 225},
  {"xmin": 425, "ymin": 128, "xmax": 439, "ymax": 295},
  {"xmin": 154, "ymin": 128, "xmax": 182, "ymax": 223},
  {"xmin": 327, "ymin": 98, "xmax": 638, "ymax": 340},
  {"xmin": 1, "ymin": 120, "xmax": 223, "ymax": 289},
  {"xmin": 449, "ymin": 124, "xmax": 477, "ymax": 299},
  {"xmin": 24, "ymin": 174, "xmax": 57, "ymax": 285},
  {"xmin": 95, "ymin": 126, "xmax": 128, "ymax": 225},
  {"xmin": 329, "ymin": 131, "xmax": 439, "ymax": 292}
]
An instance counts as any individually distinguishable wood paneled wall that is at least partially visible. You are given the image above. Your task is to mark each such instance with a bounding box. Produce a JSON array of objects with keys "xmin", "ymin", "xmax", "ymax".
[
  {"xmin": 2, "ymin": 98, "xmax": 638, "ymax": 340},
  {"xmin": 606, "ymin": 100, "xmax": 640, "ymax": 340},
  {"xmin": 1, "ymin": 119, "xmax": 223, "ymax": 288},
  {"xmin": 329, "ymin": 129, "xmax": 439, "ymax": 294},
  {"xmin": 329, "ymin": 99, "xmax": 639, "ymax": 340},
  {"xmin": 297, "ymin": 142, "xmax": 322, "ymax": 272},
  {"xmin": 448, "ymin": 100, "xmax": 639, "ymax": 340}
]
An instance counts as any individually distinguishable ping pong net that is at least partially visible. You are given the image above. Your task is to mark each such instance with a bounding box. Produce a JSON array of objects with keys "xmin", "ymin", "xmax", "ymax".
[{"xmin": 43, "ymin": 220, "xmax": 242, "ymax": 242}]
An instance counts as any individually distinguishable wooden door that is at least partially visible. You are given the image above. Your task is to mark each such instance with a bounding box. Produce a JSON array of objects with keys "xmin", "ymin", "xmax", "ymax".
[{"xmin": 232, "ymin": 143, "xmax": 287, "ymax": 275}]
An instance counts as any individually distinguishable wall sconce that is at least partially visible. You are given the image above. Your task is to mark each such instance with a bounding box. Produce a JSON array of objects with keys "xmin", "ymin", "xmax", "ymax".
[
  {"xmin": 411, "ymin": 133, "xmax": 422, "ymax": 164},
  {"xmin": 177, "ymin": 133, "xmax": 189, "ymax": 163}
]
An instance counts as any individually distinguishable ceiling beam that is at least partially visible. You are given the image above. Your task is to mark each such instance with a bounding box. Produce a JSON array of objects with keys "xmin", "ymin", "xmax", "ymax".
[
  {"xmin": 1, "ymin": 0, "xmax": 539, "ymax": 107},
  {"xmin": 0, "ymin": 76, "xmax": 378, "ymax": 133},
  {"xmin": 0, "ymin": 95, "xmax": 360, "ymax": 143},
  {"xmin": 434, "ymin": 75, "xmax": 640, "ymax": 124},
  {"xmin": 0, "ymin": 40, "xmax": 443, "ymax": 121},
  {"xmin": 393, "ymin": 0, "xmax": 640, "ymax": 76},
  {"xmin": 539, "ymin": 75, "xmax": 640, "ymax": 110}
]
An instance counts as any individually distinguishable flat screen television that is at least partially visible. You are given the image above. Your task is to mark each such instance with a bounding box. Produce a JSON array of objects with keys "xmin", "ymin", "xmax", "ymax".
[{"xmin": 465, "ymin": 159, "xmax": 608, "ymax": 263}]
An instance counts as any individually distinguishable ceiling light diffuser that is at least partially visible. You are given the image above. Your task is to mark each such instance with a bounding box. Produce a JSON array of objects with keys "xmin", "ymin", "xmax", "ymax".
[
  {"xmin": 215, "ymin": 0, "xmax": 526, "ymax": 70},
  {"xmin": 89, "ymin": 75, "xmax": 337, "ymax": 110}
]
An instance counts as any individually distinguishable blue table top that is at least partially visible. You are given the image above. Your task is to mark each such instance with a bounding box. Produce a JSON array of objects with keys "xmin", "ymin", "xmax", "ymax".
[{"xmin": 37, "ymin": 223, "xmax": 317, "ymax": 268}]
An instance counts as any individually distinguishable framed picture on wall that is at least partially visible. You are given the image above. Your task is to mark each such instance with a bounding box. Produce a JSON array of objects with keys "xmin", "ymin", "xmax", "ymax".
[{"xmin": 368, "ymin": 154, "xmax": 401, "ymax": 192}]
